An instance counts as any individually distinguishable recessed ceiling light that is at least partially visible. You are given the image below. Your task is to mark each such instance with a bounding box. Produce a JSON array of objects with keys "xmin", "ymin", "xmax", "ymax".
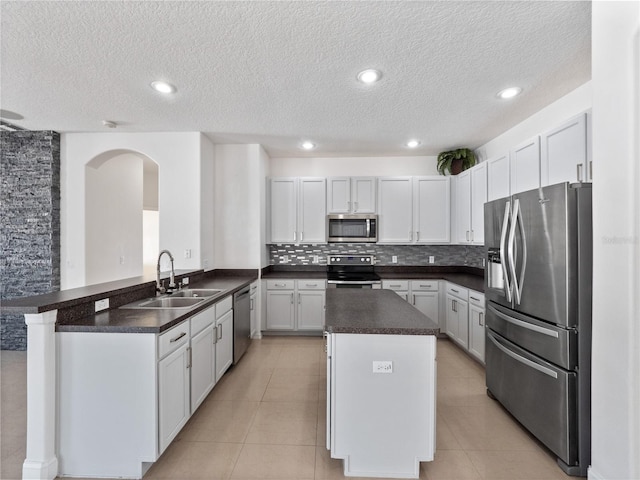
[
  {"xmin": 497, "ymin": 87, "xmax": 522, "ymax": 99},
  {"xmin": 406, "ymin": 140, "xmax": 421, "ymax": 148},
  {"xmin": 357, "ymin": 69, "xmax": 382, "ymax": 84},
  {"xmin": 102, "ymin": 120, "xmax": 117, "ymax": 128},
  {"xmin": 150, "ymin": 81, "xmax": 177, "ymax": 94},
  {"xmin": 301, "ymin": 141, "xmax": 316, "ymax": 150}
]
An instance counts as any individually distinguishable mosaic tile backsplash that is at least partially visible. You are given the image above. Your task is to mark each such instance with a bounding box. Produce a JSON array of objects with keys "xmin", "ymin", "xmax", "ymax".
[{"xmin": 268, "ymin": 244, "xmax": 485, "ymax": 268}]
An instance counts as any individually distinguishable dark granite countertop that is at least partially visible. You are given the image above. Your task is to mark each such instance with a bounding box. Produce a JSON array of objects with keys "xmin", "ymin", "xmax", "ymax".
[
  {"xmin": 262, "ymin": 265, "xmax": 485, "ymax": 292},
  {"xmin": 325, "ymin": 289, "xmax": 440, "ymax": 336},
  {"xmin": 56, "ymin": 275, "xmax": 256, "ymax": 334}
]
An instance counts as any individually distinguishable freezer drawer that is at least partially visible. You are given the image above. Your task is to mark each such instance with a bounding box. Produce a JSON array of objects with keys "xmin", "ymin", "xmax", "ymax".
[
  {"xmin": 486, "ymin": 302, "xmax": 577, "ymax": 370},
  {"xmin": 486, "ymin": 330, "xmax": 577, "ymax": 467}
]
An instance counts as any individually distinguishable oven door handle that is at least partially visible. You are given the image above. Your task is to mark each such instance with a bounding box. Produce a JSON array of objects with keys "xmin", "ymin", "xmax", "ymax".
[{"xmin": 328, "ymin": 280, "xmax": 380, "ymax": 285}]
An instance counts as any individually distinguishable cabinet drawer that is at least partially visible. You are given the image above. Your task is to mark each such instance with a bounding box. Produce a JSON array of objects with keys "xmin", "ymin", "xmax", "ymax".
[
  {"xmin": 410, "ymin": 280, "xmax": 438, "ymax": 291},
  {"xmin": 158, "ymin": 321, "xmax": 190, "ymax": 359},
  {"xmin": 468, "ymin": 291, "xmax": 485, "ymax": 307},
  {"xmin": 190, "ymin": 305, "xmax": 215, "ymax": 336},
  {"xmin": 382, "ymin": 280, "xmax": 409, "ymax": 291},
  {"xmin": 266, "ymin": 279, "xmax": 295, "ymax": 290},
  {"xmin": 446, "ymin": 283, "xmax": 469, "ymax": 301},
  {"xmin": 216, "ymin": 296, "xmax": 233, "ymax": 319},
  {"xmin": 296, "ymin": 279, "xmax": 326, "ymax": 290}
]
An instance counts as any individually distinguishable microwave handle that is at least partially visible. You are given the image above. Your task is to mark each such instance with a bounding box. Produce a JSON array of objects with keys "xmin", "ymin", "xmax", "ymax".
[{"xmin": 366, "ymin": 218, "xmax": 370, "ymax": 238}]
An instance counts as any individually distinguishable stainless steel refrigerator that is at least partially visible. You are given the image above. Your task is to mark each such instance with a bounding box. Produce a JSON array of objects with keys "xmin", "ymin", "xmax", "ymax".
[{"xmin": 484, "ymin": 182, "xmax": 592, "ymax": 476}]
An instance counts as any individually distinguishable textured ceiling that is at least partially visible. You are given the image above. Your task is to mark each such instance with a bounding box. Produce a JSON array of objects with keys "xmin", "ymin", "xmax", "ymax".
[{"xmin": 0, "ymin": 1, "xmax": 591, "ymax": 157}]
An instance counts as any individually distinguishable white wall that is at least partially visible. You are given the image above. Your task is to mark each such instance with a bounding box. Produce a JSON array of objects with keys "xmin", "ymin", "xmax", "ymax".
[
  {"xmin": 269, "ymin": 155, "xmax": 438, "ymax": 177},
  {"xmin": 214, "ymin": 144, "xmax": 269, "ymax": 269},
  {"xmin": 200, "ymin": 137, "xmax": 215, "ymax": 271},
  {"xmin": 61, "ymin": 132, "xmax": 209, "ymax": 289},
  {"xmin": 474, "ymin": 81, "xmax": 592, "ymax": 162},
  {"xmin": 85, "ymin": 153, "xmax": 143, "ymax": 285},
  {"xmin": 589, "ymin": 2, "xmax": 640, "ymax": 479}
]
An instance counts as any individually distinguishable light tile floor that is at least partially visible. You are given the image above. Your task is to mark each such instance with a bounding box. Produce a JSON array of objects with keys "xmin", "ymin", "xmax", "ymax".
[{"xmin": 0, "ymin": 336, "xmax": 571, "ymax": 479}]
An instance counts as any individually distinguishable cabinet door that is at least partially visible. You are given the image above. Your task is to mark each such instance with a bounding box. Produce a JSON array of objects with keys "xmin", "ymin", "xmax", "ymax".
[
  {"xmin": 297, "ymin": 290, "xmax": 325, "ymax": 330},
  {"xmin": 469, "ymin": 304, "xmax": 485, "ymax": 363},
  {"xmin": 414, "ymin": 176, "xmax": 450, "ymax": 243},
  {"xmin": 270, "ymin": 178, "xmax": 297, "ymax": 243},
  {"xmin": 510, "ymin": 137, "xmax": 540, "ymax": 194},
  {"xmin": 445, "ymin": 294, "xmax": 458, "ymax": 339},
  {"xmin": 456, "ymin": 299, "xmax": 469, "ymax": 350},
  {"xmin": 412, "ymin": 291, "xmax": 439, "ymax": 325},
  {"xmin": 487, "ymin": 153, "xmax": 510, "ymax": 201},
  {"xmin": 215, "ymin": 310, "xmax": 233, "ymax": 382},
  {"xmin": 327, "ymin": 177, "xmax": 351, "ymax": 213},
  {"xmin": 299, "ymin": 178, "xmax": 326, "ymax": 243},
  {"xmin": 351, "ymin": 177, "xmax": 376, "ymax": 213},
  {"xmin": 190, "ymin": 325, "xmax": 216, "ymax": 412},
  {"xmin": 377, "ymin": 177, "xmax": 413, "ymax": 243},
  {"xmin": 158, "ymin": 343, "xmax": 190, "ymax": 454},
  {"xmin": 541, "ymin": 113, "xmax": 588, "ymax": 186},
  {"xmin": 266, "ymin": 290, "xmax": 296, "ymax": 330},
  {"xmin": 454, "ymin": 171, "xmax": 472, "ymax": 244},
  {"xmin": 470, "ymin": 163, "xmax": 487, "ymax": 244}
]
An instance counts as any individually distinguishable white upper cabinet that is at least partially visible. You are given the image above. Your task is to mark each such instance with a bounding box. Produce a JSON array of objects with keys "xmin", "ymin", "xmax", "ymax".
[
  {"xmin": 327, "ymin": 177, "xmax": 376, "ymax": 213},
  {"xmin": 270, "ymin": 177, "xmax": 326, "ymax": 243},
  {"xmin": 298, "ymin": 178, "xmax": 327, "ymax": 243},
  {"xmin": 377, "ymin": 177, "xmax": 413, "ymax": 243},
  {"xmin": 413, "ymin": 177, "xmax": 450, "ymax": 243},
  {"xmin": 541, "ymin": 112, "xmax": 591, "ymax": 185},
  {"xmin": 510, "ymin": 136, "xmax": 541, "ymax": 194},
  {"xmin": 453, "ymin": 163, "xmax": 486, "ymax": 245},
  {"xmin": 487, "ymin": 153, "xmax": 510, "ymax": 201}
]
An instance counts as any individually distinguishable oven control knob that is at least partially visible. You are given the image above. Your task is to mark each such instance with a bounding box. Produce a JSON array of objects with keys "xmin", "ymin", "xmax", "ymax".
[{"xmin": 360, "ymin": 258, "xmax": 366, "ymax": 262}]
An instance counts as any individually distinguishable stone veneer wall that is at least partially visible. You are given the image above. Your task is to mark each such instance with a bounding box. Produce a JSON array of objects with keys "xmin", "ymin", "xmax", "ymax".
[
  {"xmin": 1, "ymin": 131, "xmax": 61, "ymax": 350},
  {"xmin": 269, "ymin": 243, "xmax": 485, "ymax": 268}
]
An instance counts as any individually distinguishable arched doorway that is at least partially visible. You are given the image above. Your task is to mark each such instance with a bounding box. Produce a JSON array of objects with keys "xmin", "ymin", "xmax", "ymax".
[{"xmin": 85, "ymin": 150, "xmax": 159, "ymax": 285}]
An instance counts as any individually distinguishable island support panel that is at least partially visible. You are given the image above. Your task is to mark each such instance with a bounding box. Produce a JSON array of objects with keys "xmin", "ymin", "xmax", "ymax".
[{"xmin": 327, "ymin": 333, "xmax": 436, "ymax": 478}]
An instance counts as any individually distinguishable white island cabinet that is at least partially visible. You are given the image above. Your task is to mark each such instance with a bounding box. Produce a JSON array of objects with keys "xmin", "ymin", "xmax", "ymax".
[{"xmin": 325, "ymin": 289, "xmax": 438, "ymax": 479}]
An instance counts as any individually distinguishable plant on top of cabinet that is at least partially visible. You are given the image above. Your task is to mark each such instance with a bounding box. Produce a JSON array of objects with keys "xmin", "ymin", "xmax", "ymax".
[{"xmin": 437, "ymin": 148, "xmax": 477, "ymax": 176}]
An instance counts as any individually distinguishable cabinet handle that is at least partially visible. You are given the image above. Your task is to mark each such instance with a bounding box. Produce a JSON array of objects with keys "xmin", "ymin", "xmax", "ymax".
[
  {"xmin": 293, "ymin": 231, "xmax": 297, "ymax": 242},
  {"xmin": 409, "ymin": 231, "xmax": 413, "ymax": 241},
  {"xmin": 577, "ymin": 163, "xmax": 583, "ymax": 182},
  {"xmin": 412, "ymin": 294, "xmax": 416, "ymax": 305},
  {"xmin": 470, "ymin": 296, "xmax": 480, "ymax": 301},
  {"xmin": 213, "ymin": 327, "xmax": 218, "ymax": 344},
  {"xmin": 471, "ymin": 230, "xmax": 474, "ymax": 242},
  {"xmin": 453, "ymin": 300, "xmax": 457, "ymax": 313},
  {"xmin": 170, "ymin": 332, "xmax": 186, "ymax": 343},
  {"xmin": 290, "ymin": 293, "xmax": 294, "ymax": 304},
  {"xmin": 187, "ymin": 346, "xmax": 192, "ymax": 369},
  {"xmin": 416, "ymin": 231, "xmax": 420, "ymax": 241},
  {"xmin": 305, "ymin": 283, "xmax": 317, "ymax": 287},
  {"xmin": 298, "ymin": 293, "xmax": 301, "ymax": 304},
  {"xmin": 451, "ymin": 288, "xmax": 459, "ymax": 293},
  {"xmin": 589, "ymin": 160, "xmax": 593, "ymax": 180},
  {"xmin": 354, "ymin": 201, "xmax": 358, "ymax": 212},
  {"xmin": 217, "ymin": 324, "xmax": 222, "ymax": 340},
  {"xmin": 479, "ymin": 312, "xmax": 484, "ymax": 327},
  {"xmin": 275, "ymin": 283, "xmax": 286, "ymax": 287},
  {"xmin": 300, "ymin": 231, "xmax": 304, "ymax": 242},
  {"xmin": 250, "ymin": 298, "xmax": 254, "ymax": 310},
  {"xmin": 347, "ymin": 201, "xmax": 351, "ymax": 211},
  {"xmin": 390, "ymin": 284, "xmax": 402, "ymax": 288},
  {"xmin": 466, "ymin": 230, "xmax": 470, "ymax": 242}
]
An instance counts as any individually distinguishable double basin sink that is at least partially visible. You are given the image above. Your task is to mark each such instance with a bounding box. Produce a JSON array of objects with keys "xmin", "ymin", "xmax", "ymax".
[{"xmin": 122, "ymin": 289, "xmax": 225, "ymax": 309}]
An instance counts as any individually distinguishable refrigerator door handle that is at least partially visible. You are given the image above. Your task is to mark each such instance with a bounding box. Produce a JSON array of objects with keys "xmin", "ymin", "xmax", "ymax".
[
  {"xmin": 508, "ymin": 199, "xmax": 527, "ymax": 305},
  {"xmin": 488, "ymin": 304, "xmax": 559, "ymax": 338},
  {"xmin": 488, "ymin": 333, "xmax": 558, "ymax": 379},
  {"xmin": 500, "ymin": 201, "xmax": 513, "ymax": 302}
]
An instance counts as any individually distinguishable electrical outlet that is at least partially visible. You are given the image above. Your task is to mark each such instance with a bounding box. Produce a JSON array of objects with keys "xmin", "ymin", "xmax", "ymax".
[
  {"xmin": 95, "ymin": 298, "xmax": 109, "ymax": 312},
  {"xmin": 119, "ymin": 256, "xmax": 125, "ymax": 265},
  {"xmin": 392, "ymin": 255, "xmax": 398, "ymax": 264},
  {"xmin": 282, "ymin": 255, "xmax": 289, "ymax": 263},
  {"xmin": 182, "ymin": 277, "xmax": 190, "ymax": 285},
  {"xmin": 429, "ymin": 256, "xmax": 435, "ymax": 264},
  {"xmin": 482, "ymin": 258, "xmax": 486, "ymax": 267},
  {"xmin": 312, "ymin": 255, "xmax": 319, "ymax": 264},
  {"xmin": 184, "ymin": 249, "xmax": 191, "ymax": 259},
  {"xmin": 372, "ymin": 361, "xmax": 393, "ymax": 374}
]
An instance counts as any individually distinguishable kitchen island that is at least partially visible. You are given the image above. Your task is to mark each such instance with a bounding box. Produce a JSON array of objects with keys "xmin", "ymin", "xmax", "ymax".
[{"xmin": 325, "ymin": 288, "xmax": 439, "ymax": 479}]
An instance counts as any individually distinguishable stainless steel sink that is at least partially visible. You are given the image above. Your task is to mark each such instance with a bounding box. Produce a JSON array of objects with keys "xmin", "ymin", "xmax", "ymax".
[
  {"xmin": 170, "ymin": 289, "xmax": 224, "ymax": 298},
  {"xmin": 123, "ymin": 296, "xmax": 205, "ymax": 309}
]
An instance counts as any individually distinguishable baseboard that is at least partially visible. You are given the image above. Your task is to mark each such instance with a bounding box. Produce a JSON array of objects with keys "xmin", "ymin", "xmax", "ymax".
[{"xmin": 588, "ymin": 466, "xmax": 606, "ymax": 480}]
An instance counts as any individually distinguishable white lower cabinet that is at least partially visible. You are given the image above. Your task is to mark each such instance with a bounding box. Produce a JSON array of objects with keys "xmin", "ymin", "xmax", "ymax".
[
  {"xmin": 190, "ymin": 306, "xmax": 217, "ymax": 413},
  {"xmin": 382, "ymin": 279, "xmax": 440, "ymax": 326},
  {"xmin": 468, "ymin": 292, "xmax": 486, "ymax": 363},
  {"xmin": 215, "ymin": 298, "xmax": 234, "ymax": 382},
  {"xmin": 445, "ymin": 282, "xmax": 485, "ymax": 363},
  {"xmin": 265, "ymin": 279, "xmax": 325, "ymax": 332},
  {"xmin": 158, "ymin": 322, "xmax": 191, "ymax": 454},
  {"xmin": 445, "ymin": 283, "xmax": 469, "ymax": 349}
]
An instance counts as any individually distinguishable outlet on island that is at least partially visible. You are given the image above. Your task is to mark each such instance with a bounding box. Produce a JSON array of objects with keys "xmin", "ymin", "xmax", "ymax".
[{"xmin": 392, "ymin": 256, "xmax": 398, "ymax": 263}]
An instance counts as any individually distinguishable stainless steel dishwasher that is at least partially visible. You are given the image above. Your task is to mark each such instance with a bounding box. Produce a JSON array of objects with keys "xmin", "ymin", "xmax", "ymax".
[{"xmin": 233, "ymin": 285, "xmax": 251, "ymax": 364}]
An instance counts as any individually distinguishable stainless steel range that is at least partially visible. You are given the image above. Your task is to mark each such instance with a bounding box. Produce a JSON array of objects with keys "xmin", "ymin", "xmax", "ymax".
[{"xmin": 326, "ymin": 254, "xmax": 381, "ymax": 289}]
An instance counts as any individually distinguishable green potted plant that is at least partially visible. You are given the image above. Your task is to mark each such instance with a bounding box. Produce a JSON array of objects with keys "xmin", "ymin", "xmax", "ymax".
[{"xmin": 436, "ymin": 148, "xmax": 477, "ymax": 175}]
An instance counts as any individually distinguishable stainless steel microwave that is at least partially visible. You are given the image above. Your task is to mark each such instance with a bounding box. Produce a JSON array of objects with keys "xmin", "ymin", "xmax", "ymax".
[{"xmin": 327, "ymin": 214, "xmax": 378, "ymax": 243}]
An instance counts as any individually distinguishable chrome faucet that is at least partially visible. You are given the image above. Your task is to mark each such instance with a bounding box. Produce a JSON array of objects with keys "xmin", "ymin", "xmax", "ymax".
[{"xmin": 156, "ymin": 250, "xmax": 176, "ymax": 294}]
